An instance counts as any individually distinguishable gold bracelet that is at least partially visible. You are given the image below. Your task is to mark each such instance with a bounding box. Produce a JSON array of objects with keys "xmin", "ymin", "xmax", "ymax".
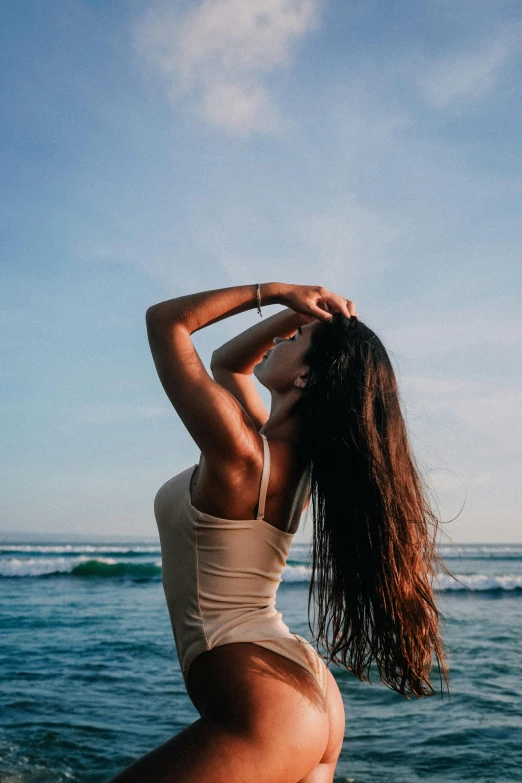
[{"xmin": 256, "ymin": 283, "xmax": 263, "ymax": 317}]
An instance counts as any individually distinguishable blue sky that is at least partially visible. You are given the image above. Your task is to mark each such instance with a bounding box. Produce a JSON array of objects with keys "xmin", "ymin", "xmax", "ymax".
[{"xmin": 2, "ymin": 0, "xmax": 521, "ymax": 543}]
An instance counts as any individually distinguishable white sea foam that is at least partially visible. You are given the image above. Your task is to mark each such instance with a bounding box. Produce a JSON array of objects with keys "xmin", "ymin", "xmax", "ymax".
[
  {"xmin": 1, "ymin": 556, "xmax": 522, "ymax": 591},
  {"xmin": 0, "ymin": 556, "xmax": 118, "ymax": 577},
  {"xmin": 0, "ymin": 557, "xmax": 311, "ymax": 579},
  {"xmin": 281, "ymin": 565, "xmax": 312, "ymax": 582},
  {"xmin": 0, "ymin": 544, "xmax": 160, "ymax": 554},
  {"xmin": 3, "ymin": 543, "xmax": 521, "ymax": 559},
  {"xmin": 434, "ymin": 573, "xmax": 522, "ymax": 592},
  {"xmin": 438, "ymin": 545, "xmax": 522, "ymax": 559},
  {"xmin": 281, "ymin": 565, "xmax": 522, "ymax": 591}
]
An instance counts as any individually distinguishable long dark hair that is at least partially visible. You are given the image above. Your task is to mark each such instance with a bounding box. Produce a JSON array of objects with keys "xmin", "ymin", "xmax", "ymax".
[{"xmin": 293, "ymin": 313, "xmax": 448, "ymax": 698}]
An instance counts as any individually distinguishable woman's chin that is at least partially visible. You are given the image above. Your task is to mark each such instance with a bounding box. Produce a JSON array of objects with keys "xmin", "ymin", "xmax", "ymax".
[{"xmin": 253, "ymin": 365, "xmax": 269, "ymax": 387}]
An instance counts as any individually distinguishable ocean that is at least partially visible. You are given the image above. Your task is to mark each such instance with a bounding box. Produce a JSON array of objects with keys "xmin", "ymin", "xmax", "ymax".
[{"xmin": 1, "ymin": 540, "xmax": 521, "ymax": 783}]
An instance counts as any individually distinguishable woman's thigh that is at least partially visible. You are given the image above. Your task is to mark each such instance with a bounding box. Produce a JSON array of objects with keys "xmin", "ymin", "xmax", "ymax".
[{"xmin": 108, "ymin": 713, "xmax": 325, "ymax": 783}]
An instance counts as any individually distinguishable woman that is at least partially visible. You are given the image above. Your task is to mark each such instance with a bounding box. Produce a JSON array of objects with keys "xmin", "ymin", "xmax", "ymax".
[{"xmin": 110, "ymin": 282, "xmax": 447, "ymax": 783}]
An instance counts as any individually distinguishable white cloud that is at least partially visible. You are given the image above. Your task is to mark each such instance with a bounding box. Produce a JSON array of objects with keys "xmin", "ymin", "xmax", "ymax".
[
  {"xmin": 403, "ymin": 375, "xmax": 522, "ymax": 455},
  {"xmin": 200, "ymin": 79, "xmax": 278, "ymax": 134},
  {"xmin": 417, "ymin": 36, "xmax": 510, "ymax": 108},
  {"xmin": 398, "ymin": 372, "xmax": 522, "ymax": 538},
  {"xmin": 449, "ymin": 388, "xmax": 522, "ymax": 447},
  {"xmin": 291, "ymin": 202, "xmax": 410, "ymax": 288},
  {"xmin": 133, "ymin": 0, "xmax": 320, "ymax": 135},
  {"xmin": 385, "ymin": 306, "xmax": 522, "ymax": 358}
]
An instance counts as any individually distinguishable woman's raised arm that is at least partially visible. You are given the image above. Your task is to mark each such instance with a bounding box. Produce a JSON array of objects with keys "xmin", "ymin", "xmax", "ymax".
[
  {"xmin": 146, "ymin": 283, "xmax": 281, "ymax": 334},
  {"xmin": 145, "ymin": 283, "xmax": 351, "ymax": 462},
  {"xmin": 211, "ymin": 307, "xmax": 307, "ymax": 374},
  {"xmin": 210, "ymin": 308, "xmax": 308, "ymax": 429}
]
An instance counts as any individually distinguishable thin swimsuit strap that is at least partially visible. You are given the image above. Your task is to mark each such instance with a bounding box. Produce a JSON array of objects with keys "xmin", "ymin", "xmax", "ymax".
[{"xmin": 256, "ymin": 434, "xmax": 270, "ymax": 520}]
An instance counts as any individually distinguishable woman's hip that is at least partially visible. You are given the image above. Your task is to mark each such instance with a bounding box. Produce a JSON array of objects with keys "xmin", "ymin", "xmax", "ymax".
[{"xmin": 185, "ymin": 642, "xmax": 330, "ymax": 743}]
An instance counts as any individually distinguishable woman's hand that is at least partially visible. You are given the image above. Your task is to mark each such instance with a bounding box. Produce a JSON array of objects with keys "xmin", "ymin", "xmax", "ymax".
[{"xmin": 279, "ymin": 284, "xmax": 357, "ymax": 322}]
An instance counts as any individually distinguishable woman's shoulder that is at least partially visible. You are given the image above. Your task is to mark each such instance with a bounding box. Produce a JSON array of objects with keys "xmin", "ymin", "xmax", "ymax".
[{"xmin": 154, "ymin": 465, "xmax": 194, "ymax": 516}]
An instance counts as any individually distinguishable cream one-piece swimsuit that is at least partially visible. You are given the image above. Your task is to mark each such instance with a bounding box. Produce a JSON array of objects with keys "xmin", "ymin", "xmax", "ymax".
[{"xmin": 154, "ymin": 433, "xmax": 328, "ymax": 698}]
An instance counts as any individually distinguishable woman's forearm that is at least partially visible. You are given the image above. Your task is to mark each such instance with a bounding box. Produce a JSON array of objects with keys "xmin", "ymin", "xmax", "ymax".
[
  {"xmin": 146, "ymin": 282, "xmax": 285, "ymax": 334},
  {"xmin": 210, "ymin": 308, "xmax": 306, "ymax": 374}
]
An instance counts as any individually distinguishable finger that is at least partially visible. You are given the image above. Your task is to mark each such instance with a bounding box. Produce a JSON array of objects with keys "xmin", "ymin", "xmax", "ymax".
[
  {"xmin": 323, "ymin": 294, "xmax": 351, "ymax": 318},
  {"xmin": 344, "ymin": 299, "xmax": 357, "ymax": 317},
  {"xmin": 313, "ymin": 302, "xmax": 333, "ymax": 320}
]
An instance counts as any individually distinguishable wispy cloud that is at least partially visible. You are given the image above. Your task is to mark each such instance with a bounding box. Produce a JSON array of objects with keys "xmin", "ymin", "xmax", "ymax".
[
  {"xmin": 417, "ymin": 35, "xmax": 511, "ymax": 108},
  {"xmin": 133, "ymin": 0, "xmax": 320, "ymax": 135},
  {"xmin": 428, "ymin": 470, "xmax": 494, "ymax": 492},
  {"xmin": 403, "ymin": 375, "xmax": 522, "ymax": 457},
  {"xmin": 386, "ymin": 307, "xmax": 522, "ymax": 358}
]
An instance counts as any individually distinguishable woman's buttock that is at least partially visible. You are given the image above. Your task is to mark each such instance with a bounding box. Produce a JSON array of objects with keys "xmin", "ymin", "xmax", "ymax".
[
  {"xmin": 186, "ymin": 643, "xmax": 330, "ymax": 733},
  {"xmin": 185, "ymin": 643, "xmax": 346, "ymax": 773}
]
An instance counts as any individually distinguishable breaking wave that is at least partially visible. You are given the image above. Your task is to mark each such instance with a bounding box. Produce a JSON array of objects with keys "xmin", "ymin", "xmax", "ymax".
[{"xmin": 1, "ymin": 556, "xmax": 521, "ymax": 591}]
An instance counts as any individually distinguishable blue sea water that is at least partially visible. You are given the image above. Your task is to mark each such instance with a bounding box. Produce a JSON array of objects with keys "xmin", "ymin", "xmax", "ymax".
[{"xmin": 1, "ymin": 540, "xmax": 521, "ymax": 783}]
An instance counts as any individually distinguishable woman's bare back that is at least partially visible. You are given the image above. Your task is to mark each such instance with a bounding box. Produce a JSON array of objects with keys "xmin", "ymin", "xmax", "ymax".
[{"xmin": 189, "ymin": 435, "xmax": 310, "ymax": 535}]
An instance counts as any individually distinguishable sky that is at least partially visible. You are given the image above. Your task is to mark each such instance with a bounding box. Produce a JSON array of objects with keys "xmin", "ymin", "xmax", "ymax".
[{"xmin": 1, "ymin": 0, "xmax": 521, "ymax": 544}]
